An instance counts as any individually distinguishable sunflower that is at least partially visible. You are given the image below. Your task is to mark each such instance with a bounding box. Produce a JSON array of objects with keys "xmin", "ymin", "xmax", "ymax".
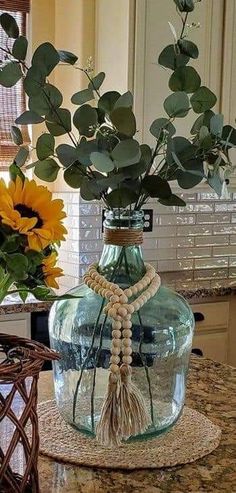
[
  {"xmin": 0, "ymin": 177, "xmax": 67, "ymax": 251},
  {"xmin": 42, "ymin": 252, "xmax": 63, "ymax": 289}
]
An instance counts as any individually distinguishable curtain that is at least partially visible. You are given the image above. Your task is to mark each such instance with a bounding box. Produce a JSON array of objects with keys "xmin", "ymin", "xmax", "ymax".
[{"xmin": 0, "ymin": 1, "xmax": 30, "ymax": 170}]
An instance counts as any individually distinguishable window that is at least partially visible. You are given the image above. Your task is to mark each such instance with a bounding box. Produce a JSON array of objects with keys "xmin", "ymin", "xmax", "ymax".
[{"xmin": 0, "ymin": 0, "xmax": 30, "ymax": 171}]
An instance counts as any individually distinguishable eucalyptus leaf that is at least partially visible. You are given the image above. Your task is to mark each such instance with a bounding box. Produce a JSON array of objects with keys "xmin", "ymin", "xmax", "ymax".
[
  {"xmin": 12, "ymin": 36, "xmax": 28, "ymax": 60},
  {"xmin": 36, "ymin": 133, "xmax": 55, "ymax": 160},
  {"xmin": 58, "ymin": 50, "xmax": 78, "ymax": 65},
  {"xmin": 199, "ymin": 126, "xmax": 213, "ymax": 149},
  {"xmin": 32, "ymin": 42, "xmax": 60, "ymax": 76},
  {"xmin": 71, "ymin": 88, "xmax": 94, "ymax": 105},
  {"xmin": 110, "ymin": 107, "xmax": 136, "ymax": 137},
  {"xmin": 150, "ymin": 117, "xmax": 176, "ymax": 139},
  {"xmin": 9, "ymin": 163, "xmax": 25, "ymax": 182},
  {"xmin": 88, "ymin": 72, "xmax": 105, "ymax": 90},
  {"xmin": 159, "ymin": 194, "xmax": 186, "ymax": 206},
  {"xmin": 15, "ymin": 111, "xmax": 44, "ymax": 125},
  {"xmin": 90, "ymin": 152, "xmax": 114, "ymax": 172},
  {"xmin": 80, "ymin": 177, "xmax": 101, "ymax": 201},
  {"xmin": 34, "ymin": 158, "xmax": 60, "ymax": 182},
  {"xmin": 190, "ymin": 86, "xmax": 217, "ymax": 114},
  {"xmin": 114, "ymin": 91, "xmax": 133, "ymax": 109},
  {"xmin": 164, "ymin": 91, "xmax": 189, "ymax": 118},
  {"xmin": 73, "ymin": 104, "xmax": 98, "ymax": 137},
  {"xmin": 14, "ymin": 147, "xmax": 29, "ymax": 167},
  {"xmin": 207, "ymin": 173, "xmax": 223, "ymax": 195},
  {"xmin": 46, "ymin": 108, "xmax": 71, "ymax": 136},
  {"xmin": 221, "ymin": 125, "xmax": 236, "ymax": 147},
  {"xmin": 169, "ymin": 66, "xmax": 201, "ymax": 93},
  {"xmin": 210, "ymin": 114, "xmax": 224, "ymax": 137},
  {"xmin": 0, "ymin": 13, "xmax": 19, "ymax": 38},
  {"xmin": 158, "ymin": 44, "xmax": 189, "ymax": 70},
  {"xmin": 29, "ymin": 84, "xmax": 63, "ymax": 115},
  {"xmin": 176, "ymin": 158, "xmax": 204, "ymax": 188},
  {"xmin": 98, "ymin": 91, "xmax": 120, "ymax": 113},
  {"xmin": 174, "ymin": 0, "xmax": 195, "ymax": 12},
  {"xmin": 0, "ymin": 62, "xmax": 22, "ymax": 87},
  {"xmin": 167, "ymin": 136, "xmax": 196, "ymax": 167},
  {"xmin": 178, "ymin": 39, "xmax": 199, "ymax": 59},
  {"xmin": 56, "ymin": 144, "xmax": 78, "ymax": 167},
  {"xmin": 142, "ymin": 175, "xmax": 171, "ymax": 199},
  {"xmin": 190, "ymin": 110, "xmax": 215, "ymax": 135},
  {"xmin": 23, "ymin": 65, "xmax": 47, "ymax": 97},
  {"xmin": 11, "ymin": 126, "xmax": 23, "ymax": 145},
  {"xmin": 64, "ymin": 165, "xmax": 84, "ymax": 188},
  {"xmin": 106, "ymin": 188, "xmax": 138, "ymax": 208},
  {"xmin": 76, "ymin": 139, "xmax": 98, "ymax": 166},
  {"xmin": 111, "ymin": 139, "xmax": 141, "ymax": 168}
]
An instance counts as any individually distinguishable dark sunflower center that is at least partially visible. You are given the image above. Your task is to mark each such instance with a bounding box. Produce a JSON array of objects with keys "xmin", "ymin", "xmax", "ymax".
[{"xmin": 15, "ymin": 204, "xmax": 43, "ymax": 228}]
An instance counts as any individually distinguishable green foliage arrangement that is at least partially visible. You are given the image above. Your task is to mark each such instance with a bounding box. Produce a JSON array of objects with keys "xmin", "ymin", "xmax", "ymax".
[{"xmin": 0, "ymin": 0, "xmax": 236, "ymax": 209}]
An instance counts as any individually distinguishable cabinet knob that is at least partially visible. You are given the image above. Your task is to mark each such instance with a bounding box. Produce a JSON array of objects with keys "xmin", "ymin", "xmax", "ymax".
[{"xmin": 193, "ymin": 312, "xmax": 205, "ymax": 322}]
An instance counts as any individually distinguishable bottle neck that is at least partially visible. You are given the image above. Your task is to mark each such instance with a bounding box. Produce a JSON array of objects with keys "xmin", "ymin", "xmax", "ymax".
[{"xmin": 98, "ymin": 210, "xmax": 145, "ymax": 286}]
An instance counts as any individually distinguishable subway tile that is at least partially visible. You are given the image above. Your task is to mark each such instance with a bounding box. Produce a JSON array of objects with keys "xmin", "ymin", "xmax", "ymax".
[
  {"xmin": 155, "ymin": 204, "xmax": 178, "ymax": 215},
  {"xmin": 80, "ymin": 204, "xmax": 100, "ymax": 215},
  {"xmin": 179, "ymin": 203, "xmax": 214, "ymax": 213},
  {"xmin": 158, "ymin": 237, "xmax": 194, "ymax": 248},
  {"xmin": 195, "ymin": 235, "xmax": 229, "ymax": 246},
  {"xmin": 80, "ymin": 240, "xmax": 103, "ymax": 252},
  {"xmin": 178, "ymin": 193, "xmax": 197, "ymax": 201},
  {"xmin": 79, "ymin": 253, "xmax": 100, "ymax": 265},
  {"xmin": 176, "ymin": 215, "xmax": 196, "ymax": 225},
  {"xmin": 158, "ymin": 215, "xmax": 195, "ymax": 226},
  {"xmin": 213, "ymin": 246, "xmax": 236, "ymax": 257},
  {"xmin": 151, "ymin": 226, "xmax": 177, "ymax": 237},
  {"xmin": 177, "ymin": 247, "xmax": 212, "ymax": 259},
  {"xmin": 194, "ymin": 268, "xmax": 228, "ymax": 281},
  {"xmin": 177, "ymin": 225, "xmax": 212, "ymax": 236},
  {"xmin": 79, "ymin": 216, "xmax": 102, "ymax": 229},
  {"xmin": 230, "ymin": 213, "xmax": 236, "ymax": 223},
  {"xmin": 60, "ymin": 239, "xmax": 79, "ymax": 253},
  {"xmin": 194, "ymin": 257, "xmax": 228, "ymax": 269},
  {"xmin": 229, "ymin": 267, "xmax": 236, "ymax": 278},
  {"xmin": 67, "ymin": 228, "xmax": 80, "ymax": 241},
  {"xmin": 157, "ymin": 259, "xmax": 193, "ymax": 272},
  {"xmin": 142, "ymin": 237, "xmax": 158, "ymax": 249},
  {"xmin": 197, "ymin": 192, "xmax": 219, "ymax": 201},
  {"xmin": 160, "ymin": 270, "xmax": 193, "ymax": 283},
  {"xmin": 68, "ymin": 204, "xmax": 80, "ymax": 216},
  {"xmin": 229, "ymin": 257, "xmax": 236, "ymax": 267},
  {"xmin": 176, "ymin": 280, "xmax": 210, "ymax": 290},
  {"xmin": 149, "ymin": 248, "xmax": 176, "ymax": 261},
  {"xmin": 213, "ymin": 224, "xmax": 236, "ymax": 235},
  {"xmin": 197, "ymin": 213, "xmax": 230, "ymax": 224},
  {"xmin": 79, "ymin": 228, "xmax": 101, "ymax": 240},
  {"xmin": 64, "ymin": 216, "xmax": 79, "ymax": 228},
  {"xmin": 58, "ymin": 262, "xmax": 79, "ymax": 277},
  {"xmin": 215, "ymin": 203, "xmax": 236, "ymax": 212}
]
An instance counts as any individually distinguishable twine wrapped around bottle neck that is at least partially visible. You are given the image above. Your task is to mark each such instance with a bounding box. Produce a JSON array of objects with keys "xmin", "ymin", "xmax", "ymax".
[{"xmin": 103, "ymin": 227, "xmax": 143, "ymax": 247}]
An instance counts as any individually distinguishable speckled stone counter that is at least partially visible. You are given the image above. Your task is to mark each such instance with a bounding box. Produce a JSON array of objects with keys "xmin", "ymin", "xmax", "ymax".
[
  {"xmin": 1, "ymin": 275, "xmax": 236, "ymax": 315},
  {"xmin": 35, "ymin": 357, "xmax": 236, "ymax": 493}
]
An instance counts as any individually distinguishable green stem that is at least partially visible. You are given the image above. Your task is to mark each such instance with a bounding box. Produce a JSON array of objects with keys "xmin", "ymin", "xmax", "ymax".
[{"xmin": 0, "ymin": 274, "xmax": 14, "ymax": 303}]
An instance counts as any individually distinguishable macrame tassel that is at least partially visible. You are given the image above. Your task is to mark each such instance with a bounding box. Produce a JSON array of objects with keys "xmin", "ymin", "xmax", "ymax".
[
  {"xmin": 119, "ymin": 364, "xmax": 151, "ymax": 439},
  {"xmin": 96, "ymin": 372, "xmax": 121, "ymax": 447}
]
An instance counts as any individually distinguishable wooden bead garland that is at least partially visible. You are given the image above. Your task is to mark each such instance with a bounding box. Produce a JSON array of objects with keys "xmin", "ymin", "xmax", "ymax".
[{"xmin": 83, "ymin": 262, "xmax": 161, "ymax": 447}]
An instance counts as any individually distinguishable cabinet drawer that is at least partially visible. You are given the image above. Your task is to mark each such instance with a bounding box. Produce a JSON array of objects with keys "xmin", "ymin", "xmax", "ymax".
[
  {"xmin": 192, "ymin": 301, "xmax": 229, "ymax": 331},
  {"xmin": 193, "ymin": 331, "xmax": 228, "ymax": 363}
]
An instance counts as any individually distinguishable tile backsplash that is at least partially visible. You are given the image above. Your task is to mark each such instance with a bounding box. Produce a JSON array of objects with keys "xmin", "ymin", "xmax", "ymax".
[{"xmin": 54, "ymin": 190, "xmax": 236, "ymax": 290}]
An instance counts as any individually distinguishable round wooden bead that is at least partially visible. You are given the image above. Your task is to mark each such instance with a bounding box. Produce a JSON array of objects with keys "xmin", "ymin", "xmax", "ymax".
[
  {"xmin": 113, "ymin": 303, "xmax": 121, "ymax": 310},
  {"xmin": 110, "ymin": 364, "xmax": 120, "ymax": 373},
  {"xmin": 91, "ymin": 272, "xmax": 97, "ymax": 280},
  {"xmin": 119, "ymin": 294, "xmax": 128, "ymax": 304},
  {"xmin": 122, "ymin": 329, "xmax": 132, "ymax": 338},
  {"xmin": 108, "ymin": 308, "xmax": 117, "ymax": 318},
  {"xmin": 122, "ymin": 355, "xmax": 132, "ymax": 365},
  {"xmin": 87, "ymin": 279, "xmax": 93, "ymax": 287},
  {"xmin": 90, "ymin": 281, "xmax": 97, "ymax": 290},
  {"xmin": 111, "ymin": 346, "xmax": 120, "ymax": 356},
  {"xmin": 123, "ymin": 347, "xmax": 132, "ymax": 356},
  {"xmin": 127, "ymin": 305, "xmax": 134, "ymax": 314},
  {"xmin": 118, "ymin": 306, "xmax": 128, "ymax": 317},
  {"xmin": 124, "ymin": 313, "xmax": 131, "ymax": 321},
  {"xmin": 110, "ymin": 355, "xmax": 120, "ymax": 365},
  {"xmin": 114, "ymin": 288, "xmax": 123, "ymax": 296},
  {"xmin": 132, "ymin": 301, "xmax": 140, "ymax": 311},
  {"xmin": 122, "ymin": 320, "xmax": 132, "ymax": 329},
  {"xmin": 124, "ymin": 288, "xmax": 132, "ymax": 298},
  {"xmin": 110, "ymin": 295, "xmax": 120, "ymax": 303},
  {"xmin": 112, "ymin": 320, "xmax": 122, "ymax": 330},
  {"xmin": 122, "ymin": 338, "xmax": 132, "ymax": 347},
  {"xmin": 131, "ymin": 285, "xmax": 138, "ymax": 295},
  {"xmin": 94, "ymin": 285, "xmax": 100, "ymax": 294},
  {"xmin": 112, "ymin": 329, "xmax": 122, "ymax": 339},
  {"xmin": 112, "ymin": 338, "xmax": 122, "ymax": 348}
]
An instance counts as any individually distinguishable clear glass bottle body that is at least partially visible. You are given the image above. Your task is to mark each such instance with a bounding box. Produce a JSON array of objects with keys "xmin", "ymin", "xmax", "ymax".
[{"xmin": 49, "ymin": 211, "xmax": 195, "ymax": 440}]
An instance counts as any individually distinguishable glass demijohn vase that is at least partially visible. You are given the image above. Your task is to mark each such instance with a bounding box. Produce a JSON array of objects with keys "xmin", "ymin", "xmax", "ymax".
[{"xmin": 49, "ymin": 210, "xmax": 195, "ymax": 443}]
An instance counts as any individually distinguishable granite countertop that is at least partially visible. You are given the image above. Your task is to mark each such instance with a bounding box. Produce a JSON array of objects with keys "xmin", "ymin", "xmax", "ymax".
[
  {"xmin": 1, "ymin": 275, "xmax": 236, "ymax": 315},
  {"xmin": 35, "ymin": 357, "xmax": 236, "ymax": 493}
]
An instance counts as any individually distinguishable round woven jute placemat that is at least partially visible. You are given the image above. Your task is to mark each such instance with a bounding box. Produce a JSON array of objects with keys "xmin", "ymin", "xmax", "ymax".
[{"xmin": 38, "ymin": 400, "xmax": 221, "ymax": 470}]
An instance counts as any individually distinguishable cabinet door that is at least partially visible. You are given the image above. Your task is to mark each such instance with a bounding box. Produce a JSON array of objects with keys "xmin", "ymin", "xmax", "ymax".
[
  {"xmin": 193, "ymin": 331, "xmax": 228, "ymax": 363},
  {"xmin": 134, "ymin": 0, "xmax": 224, "ymax": 146}
]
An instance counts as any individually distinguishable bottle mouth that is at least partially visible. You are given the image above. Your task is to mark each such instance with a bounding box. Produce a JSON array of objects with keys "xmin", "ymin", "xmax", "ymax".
[{"xmin": 104, "ymin": 209, "xmax": 144, "ymax": 230}]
